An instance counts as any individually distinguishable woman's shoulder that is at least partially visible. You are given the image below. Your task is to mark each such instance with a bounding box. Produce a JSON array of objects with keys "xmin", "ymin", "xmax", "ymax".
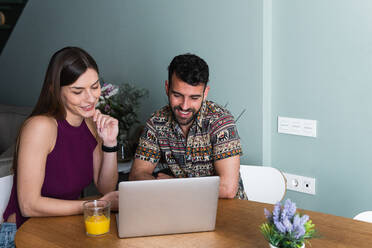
[
  {"xmin": 25, "ymin": 115, "xmax": 57, "ymax": 127},
  {"xmin": 22, "ymin": 115, "xmax": 58, "ymax": 135},
  {"xmin": 19, "ymin": 115, "xmax": 58, "ymax": 152}
]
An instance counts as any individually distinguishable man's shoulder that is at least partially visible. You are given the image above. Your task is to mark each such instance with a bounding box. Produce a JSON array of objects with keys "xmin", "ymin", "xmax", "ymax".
[{"xmin": 204, "ymin": 101, "xmax": 233, "ymax": 121}]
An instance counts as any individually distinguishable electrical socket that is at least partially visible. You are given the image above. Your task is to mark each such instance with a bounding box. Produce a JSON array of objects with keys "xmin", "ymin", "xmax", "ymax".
[{"xmin": 283, "ymin": 173, "xmax": 316, "ymax": 195}]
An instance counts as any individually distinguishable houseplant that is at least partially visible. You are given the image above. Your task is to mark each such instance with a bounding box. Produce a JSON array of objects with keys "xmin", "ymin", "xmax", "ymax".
[
  {"xmin": 96, "ymin": 82, "xmax": 148, "ymax": 161},
  {"xmin": 260, "ymin": 199, "xmax": 316, "ymax": 248}
]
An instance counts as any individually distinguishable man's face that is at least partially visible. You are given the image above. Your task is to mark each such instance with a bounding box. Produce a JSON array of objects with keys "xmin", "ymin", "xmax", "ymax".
[{"xmin": 166, "ymin": 73, "xmax": 209, "ymax": 128}]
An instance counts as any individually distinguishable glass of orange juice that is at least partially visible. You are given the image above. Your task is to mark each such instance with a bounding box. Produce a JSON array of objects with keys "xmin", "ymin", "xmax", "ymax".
[{"xmin": 83, "ymin": 200, "xmax": 111, "ymax": 236}]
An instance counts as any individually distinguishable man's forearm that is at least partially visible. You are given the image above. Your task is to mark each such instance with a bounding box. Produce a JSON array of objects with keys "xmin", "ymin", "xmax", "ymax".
[
  {"xmin": 129, "ymin": 171, "xmax": 155, "ymax": 181},
  {"xmin": 129, "ymin": 158, "xmax": 158, "ymax": 181},
  {"xmin": 214, "ymin": 156, "xmax": 241, "ymax": 199}
]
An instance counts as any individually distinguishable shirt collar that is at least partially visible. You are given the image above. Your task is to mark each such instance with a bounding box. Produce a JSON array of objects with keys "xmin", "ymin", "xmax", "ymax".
[{"xmin": 195, "ymin": 100, "xmax": 207, "ymax": 129}]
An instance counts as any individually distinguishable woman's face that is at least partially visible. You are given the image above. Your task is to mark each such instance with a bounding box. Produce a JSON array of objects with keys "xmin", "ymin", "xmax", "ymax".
[{"xmin": 60, "ymin": 68, "xmax": 101, "ymax": 125}]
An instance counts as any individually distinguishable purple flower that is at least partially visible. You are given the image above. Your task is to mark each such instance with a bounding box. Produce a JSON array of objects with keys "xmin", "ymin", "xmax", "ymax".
[
  {"xmin": 283, "ymin": 217, "xmax": 293, "ymax": 233},
  {"xmin": 295, "ymin": 228, "xmax": 306, "ymax": 239},
  {"xmin": 291, "ymin": 214, "xmax": 309, "ymax": 239},
  {"xmin": 262, "ymin": 199, "xmax": 313, "ymax": 243},
  {"xmin": 104, "ymin": 104, "xmax": 111, "ymax": 112},
  {"xmin": 293, "ymin": 214, "xmax": 301, "ymax": 227},
  {"xmin": 280, "ymin": 207, "xmax": 288, "ymax": 222},
  {"xmin": 274, "ymin": 220, "xmax": 287, "ymax": 233},
  {"xmin": 283, "ymin": 199, "xmax": 297, "ymax": 219},
  {"xmin": 300, "ymin": 214, "xmax": 309, "ymax": 226},
  {"xmin": 264, "ymin": 208, "xmax": 272, "ymax": 220},
  {"xmin": 293, "ymin": 219, "xmax": 306, "ymax": 239},
  {"xmin": 273, "ymin": 202, "xmax": 281, "ymax": 223}
]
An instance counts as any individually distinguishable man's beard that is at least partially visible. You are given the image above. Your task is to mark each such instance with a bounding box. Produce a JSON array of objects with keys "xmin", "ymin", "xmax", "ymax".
[{"xmin": 171, "ymin": 105, "xmax": 198, "ymax": 126}]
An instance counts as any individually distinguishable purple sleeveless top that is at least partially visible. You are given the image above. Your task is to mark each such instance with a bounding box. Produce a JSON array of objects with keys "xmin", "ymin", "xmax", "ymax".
[{"xmin": 3, "ymin": 119, "xmax": 97, "ymax": 228}]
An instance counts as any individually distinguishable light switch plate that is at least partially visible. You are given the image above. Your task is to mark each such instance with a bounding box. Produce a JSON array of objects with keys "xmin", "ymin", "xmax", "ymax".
[{"xmin": 278, "ymin": 116, "xmax": 317, "ymax": 137}]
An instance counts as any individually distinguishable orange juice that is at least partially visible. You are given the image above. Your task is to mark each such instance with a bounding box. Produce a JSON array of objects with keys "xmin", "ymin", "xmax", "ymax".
[{"xmin": 85, "ymin": 215, "xmax": 110, "ymax": 236}]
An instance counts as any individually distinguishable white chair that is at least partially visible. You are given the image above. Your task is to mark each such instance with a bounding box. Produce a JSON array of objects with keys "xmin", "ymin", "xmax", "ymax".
[
  {"xmin": 0, "ymin": 175, "xmax": 13, "ymax": 224},
  {"xmin": 240, "ymin": 165, "xmax": 286, "ymax": 204},
  {"xmin": 353, "ymin": 211, "xmax": 372, "ymax": 223}
]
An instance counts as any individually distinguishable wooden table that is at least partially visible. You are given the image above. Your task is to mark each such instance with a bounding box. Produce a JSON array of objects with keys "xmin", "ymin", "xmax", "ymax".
[{"xmin": 15, "ymin": 199, "xmax": 372, "ymax": 248}]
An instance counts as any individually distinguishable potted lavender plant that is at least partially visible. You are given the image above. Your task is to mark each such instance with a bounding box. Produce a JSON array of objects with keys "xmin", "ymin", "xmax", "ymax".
[{"xmin": 260, "ymin": 199, "xmax": 316, "ymax": 248}]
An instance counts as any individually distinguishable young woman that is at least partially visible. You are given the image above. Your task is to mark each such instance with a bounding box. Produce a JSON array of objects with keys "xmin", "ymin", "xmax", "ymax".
[{"xmin": 0, "ymin": 47, "xmax": 119, "ymax": 247}]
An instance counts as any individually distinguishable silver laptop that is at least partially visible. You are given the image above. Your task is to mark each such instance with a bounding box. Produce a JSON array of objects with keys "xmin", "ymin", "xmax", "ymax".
[{"xmin": 117, "ymin": 176, "xmax": 220, "ymax": 238}]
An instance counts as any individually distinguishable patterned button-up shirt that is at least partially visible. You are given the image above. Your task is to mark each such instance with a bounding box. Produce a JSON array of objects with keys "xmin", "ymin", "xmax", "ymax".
[{"xmin": 135, "ymin": 100, "xmax": 247, "ymax": 199}]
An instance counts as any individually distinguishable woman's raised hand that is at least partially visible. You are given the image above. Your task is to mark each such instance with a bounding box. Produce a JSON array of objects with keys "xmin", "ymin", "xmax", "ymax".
[{"xmin": 93, "ymin": 109, "xmax": 119, "ymax": 146}]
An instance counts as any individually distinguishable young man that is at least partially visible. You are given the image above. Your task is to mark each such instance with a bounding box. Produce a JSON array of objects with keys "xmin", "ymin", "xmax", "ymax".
[{"xmin": 129, "ymin": 54, "xmax": 247, "ymax": 199}]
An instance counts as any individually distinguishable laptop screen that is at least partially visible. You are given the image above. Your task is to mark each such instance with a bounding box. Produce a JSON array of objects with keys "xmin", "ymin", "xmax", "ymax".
[{"xmin": 117, "ymin": 176, "xmax": 220, "ymax": 238}]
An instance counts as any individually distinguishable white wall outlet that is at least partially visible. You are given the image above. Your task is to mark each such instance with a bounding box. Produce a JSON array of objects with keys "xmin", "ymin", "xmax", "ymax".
[
  {"xmin": 278, "ymin": 116, "xmax": 317, "ymax": 137},
  {"xmin": 283, "ymin": 172, "xmax": 316, "ymax": 195}
]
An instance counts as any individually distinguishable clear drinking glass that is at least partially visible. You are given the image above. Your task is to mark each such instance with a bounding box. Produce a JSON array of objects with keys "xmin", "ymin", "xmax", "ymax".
[{"xmin": 83, "ymin": 200, "xmax": 111, "ymax": 236}]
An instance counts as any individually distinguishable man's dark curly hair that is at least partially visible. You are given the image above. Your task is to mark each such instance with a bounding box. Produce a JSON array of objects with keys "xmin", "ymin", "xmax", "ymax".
[{"xmin": 168, "ymin": 53, "xmax": 209, "ymax": 87}]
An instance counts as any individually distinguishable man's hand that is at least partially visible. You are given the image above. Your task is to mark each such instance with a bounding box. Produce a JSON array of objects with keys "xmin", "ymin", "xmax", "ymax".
[
  {"xmin": 156, "ymin": 173, "xmax": 174, "ymax": 179},
  {"xmin": 129, "ymin": 158, "xmax": 157, "ymax": 180}
]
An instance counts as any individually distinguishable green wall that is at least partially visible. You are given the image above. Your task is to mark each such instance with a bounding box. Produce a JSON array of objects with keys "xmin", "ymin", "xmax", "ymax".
[
  {"xmin": 1, "ymin": 0, "xmax": 371, "ymax": 218},
  {"xmin": 271, "ymin": 1, "xmax": 372, "ymax": 217},
  {"xmin": 0, "ymin": 0, "xmax": 263, "ymax": 164},
  {"xmin": 119, "ymin": 0, "xmax": 264, "ymax": 165}
]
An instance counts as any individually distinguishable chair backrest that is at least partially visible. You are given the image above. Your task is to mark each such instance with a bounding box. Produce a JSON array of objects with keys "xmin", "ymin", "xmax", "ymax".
[
  {"xmin": 353, "ymin": 211, "xmax": 372, "ymax": 223},
  {"xmin": 240, "ymin": 165, "xmax": 286, "ymax": 204},
  {"xmin": 0, "ymin": 175, "xmax": 13, "ymax": 224}
]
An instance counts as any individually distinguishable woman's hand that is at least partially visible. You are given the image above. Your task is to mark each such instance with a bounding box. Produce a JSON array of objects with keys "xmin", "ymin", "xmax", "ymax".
[
  {"xmin": 100, "ymin": 191, "xmax": 119, "ymax": 211},
  {"xmin": 93, "ymin": 109, "xmax": 118, "ymax": 146},
  {"xmin": 91, "ymin": 109, "xmax": 118, "ymax": 195}
]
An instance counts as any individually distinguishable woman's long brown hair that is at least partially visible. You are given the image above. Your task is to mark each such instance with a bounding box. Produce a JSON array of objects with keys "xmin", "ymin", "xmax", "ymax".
[{"xmin": 12, "ymin": 47, "xmax": 99, "ymax": 173}]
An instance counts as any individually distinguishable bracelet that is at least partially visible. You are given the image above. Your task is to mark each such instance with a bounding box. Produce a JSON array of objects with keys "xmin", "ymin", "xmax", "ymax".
[{"xmin": 101, "ymin": 144, "xmax": 118, "ymax": 152}]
